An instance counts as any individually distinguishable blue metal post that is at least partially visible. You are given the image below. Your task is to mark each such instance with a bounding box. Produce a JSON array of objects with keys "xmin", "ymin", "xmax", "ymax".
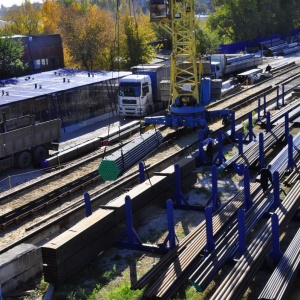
[
  {"xmin": 272, "ymin": 171, "xmax": 280, "ymax": 210},
  {"xmin": 139, "ymin": 161, "xmax": 145, "ymax": 183},
  {"xmin": 259, "ymin": 132, "xmax": 265, "ymax": 168},
  {"xmin": 270, "ymin": 213, "xmax": 283, "ymax": 265},
  {"xmin": 285, "ymin": 113, "xmax": 289, "ymax": 143},
  {"xmin": 205, "ymin": 206, "xmax": 215, "ymax": 256},
  {"xmin": 266, "ymin": 111, "xmax": 271, "ymax": 133},
  {"xmin": 282, "ymin": 85, "xmax": 285, "ymax": 106},
  {"xmin": 243, "ymin": 168, "xmax": 253, "ymax": 210},
  {"xmin": 237, "ymin": 209, "xmax": 246, "ymax": 255},
  {"xmin": 205, "ymin": 165, "xmax": 220, "ymax": 211},
  {"xmin": 84, "ymin": 192, "xmax": 92, "ymax": 217},
  {"xmin": 230, "ymin": 111, "xmax": 236, "ymax": 140},
  {"xmin": 276, "ymin": 87, "xmax": 280, "ymax": 109},
  {"xmin": 287, "ymin": 135, "xmax": 295, "ymax": 170},
  {"xmin": 174, "ymin": 164, "xmax": 188, "ymax": 206},
  {"xmin": 213, "ymin": 130, "xmax": 226, "ymax": 165},
  {"xmin": 124, "ymin": 195, "xmax": 142, "ymax": 244},
  {"xmin": 263, "ymin": 94, "xmax": 267, "ymax": 117},
  {"xmin": 238, "ymin": 132, "xmax": 243, "ymax": 155}
]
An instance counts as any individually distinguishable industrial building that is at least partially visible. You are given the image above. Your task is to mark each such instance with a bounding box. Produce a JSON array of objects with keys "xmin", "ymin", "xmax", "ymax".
[{"xmin": 0, "ymin": 69, "xmax": 131, "ymax": 130}]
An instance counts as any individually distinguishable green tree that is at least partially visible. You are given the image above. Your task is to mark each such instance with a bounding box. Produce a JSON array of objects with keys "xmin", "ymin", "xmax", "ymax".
[
  {"xmin": 59, "ymin": 3, "xmax": 116, "ymax": 70},
  {"xmin": 0, "ymin": 37, "xmax": 27, "ymax": 79},
  {"xmin": 195, "ymin": 22, "xmax": 220, "ymax": 55},
  {"xmin": 118, "ymin": 0, "xmax": 156, "ymax": 69}
]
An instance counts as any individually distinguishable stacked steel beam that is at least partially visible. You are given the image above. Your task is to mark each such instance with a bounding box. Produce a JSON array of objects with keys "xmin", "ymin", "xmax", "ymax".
[
  {"xmin": 262, "ymin": 131, "xmax": 300, "ymax": 180},
  {"xmin": 98, "ymin": 129, "xmax": 163, "ymax": 181},
  {"xmin": 209, "ymin": 180, "xmax": 300, "ymax": 300},
  {"xmin": 189, "ymin": 186, "xmax": 269, "ymax": 291},
  {"xmin": 258, "ymin": 227, "xmax": 300, "ymax": 300},
  {"xmin": 233, "ymin": 123, "xmax": 290, "ymax": 170},
  {"xmin": 134, "ymin": 183, "xmax": 261, "ymax": 299}
]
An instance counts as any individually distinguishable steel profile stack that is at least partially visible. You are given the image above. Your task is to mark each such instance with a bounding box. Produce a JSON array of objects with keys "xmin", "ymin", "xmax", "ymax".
[
  {"xmin": 258, "ymin": 227, "xmax": 300, "ymax": 300},
  {"xmin": 209, "ymin": 180, "xmax": 300, "ymax": 300},
  {"xmin": 98, "ymin": 130, "xmax": 163, "ymax": 181},
  {"xmin": 233, "ymin": 123, "xmax": 289, "ymax": 171}
]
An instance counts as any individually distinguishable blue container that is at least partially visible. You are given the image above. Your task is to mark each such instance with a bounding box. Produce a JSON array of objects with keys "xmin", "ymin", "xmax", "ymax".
[{"xmin": 201, "ymin": 77, "xmax": 211, "ymax": 105}]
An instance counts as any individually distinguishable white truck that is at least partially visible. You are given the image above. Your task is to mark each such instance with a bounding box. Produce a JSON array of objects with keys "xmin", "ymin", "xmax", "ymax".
[
  {"xmin": 118, "ymin": 64, "xmax": 169, "ymax": 117},
  {"xmin": 208, "ymin": 54, "xmax": 263, "ymax": 80}
]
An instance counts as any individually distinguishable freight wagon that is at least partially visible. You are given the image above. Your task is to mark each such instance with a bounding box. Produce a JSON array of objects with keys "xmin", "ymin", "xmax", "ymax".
[{"xmin": 0, "ymin": 114, "xmax": 61, "ymax": 170}]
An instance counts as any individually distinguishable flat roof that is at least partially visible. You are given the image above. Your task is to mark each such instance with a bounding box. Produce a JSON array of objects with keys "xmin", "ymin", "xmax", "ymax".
[{"xmin": 0, "ymin": 69, "xmax": 131, "ymax": 107}]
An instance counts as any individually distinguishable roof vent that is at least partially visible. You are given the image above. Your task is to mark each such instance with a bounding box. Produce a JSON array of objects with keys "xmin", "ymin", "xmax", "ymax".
[
  {"xmin": 6, "ymin": 92, "xmax": 9, "ymax": 96},
  {"xmin": 39, "ymin": 85, "xmax": 42, "ymax": 89},
  {"xmin": 2, "ymin": 90, "xmax": 4, "ymax": 96},
  {"xmin": 35, "ymin": 83, "xmax": 37, "ymax": 89},
  {"xmin": 68, "ymin": 79, "xmax": 70, "ymax": 83}
]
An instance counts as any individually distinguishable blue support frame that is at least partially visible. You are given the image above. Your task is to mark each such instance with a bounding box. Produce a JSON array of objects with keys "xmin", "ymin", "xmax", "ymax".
[
  {"xmin": 285, "ymin": 113, "xmax": 289, "ymax": 143},
  {"xmin": 259, "ymin": 132, "xmax": 265, "ymax": 169},
  {"xmin": 287, "ymin": 134, "xmax": 296, "ymax": 171},
  {"xmin": 263, "ymin": 94, "xmax": 267, "ymax": 117},
  {"xmin": 276, "ymin": 87, "xmax": 280, "ymax": 109},
  {"xmin": 173, "ymin": 163, "xmax": 205, "ymax": 211},
  {"xmin": 282, "ymin": 85, "xmax": 285, "ymax": 107},
  {"xmin": 205, "ymin": 165, "xmax": 220, "ymax": 211},
  {"xmin": 270, "ymin": 213, "xmax": 283, "ymax": 266},
  {"xmin": 160, "ymin": 200, "xmax": 179, "ymax": 251},
  {"xmin": 237, "ymin": 209, "xmax": 247, "ymax": 255},
  {"xmin": 84, "ymin": 192, "xmax": 92, "ymax": 217},
  {"xmin": 116, "ymin": 195, "xmax": 168, "ymax": 253},
  {"xmin": 272, "ymin": 171, "xmax": 280, "ymax": 211},
  {"xmin": 212, "ymin": 130, "xmax": 226, "ymax": 166},
  {"xmin": 204, "ymin": 206, "xmax": 215, "ymax": 256}
]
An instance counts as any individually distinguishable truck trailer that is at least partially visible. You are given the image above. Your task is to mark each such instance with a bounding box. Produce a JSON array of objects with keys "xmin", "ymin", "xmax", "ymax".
[
  {"xmin": 118, "ymin": 64, "xmax": 169, "ymax": 117},
  {"xmin": 0, "ymin": 114, "xmax": 61, "ymax": 170},
  {"xmin": 208, "ymin": 54, "xmax": 263, "ymax": 79}
]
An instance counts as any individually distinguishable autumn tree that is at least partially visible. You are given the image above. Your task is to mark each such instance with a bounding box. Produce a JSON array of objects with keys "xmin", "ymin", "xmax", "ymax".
[
  {"xmin": 0, "ymin": 37, "xmax": 27, "ymax": 79},
  {"xmin": 41, "ymin": 0, "xmax": 62, "ymax": 34},
  {"xmin": 59, "ymin": 3, "xmax": 116, "ymax": 70},
  {"xmin": 3, "ymin": 0, "xmax": 42, "ymax": 35}
]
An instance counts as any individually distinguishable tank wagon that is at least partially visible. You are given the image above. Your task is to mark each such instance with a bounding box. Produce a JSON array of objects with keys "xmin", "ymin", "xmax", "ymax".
[{"xmin": 0, "ymin": 114, "xmax": 61, "ymax": 170}]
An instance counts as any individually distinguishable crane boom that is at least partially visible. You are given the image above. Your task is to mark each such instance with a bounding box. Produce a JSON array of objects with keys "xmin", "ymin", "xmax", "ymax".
[{"xmin": 147, "ymin": 0, "xmax": 207, "ymax": 127}]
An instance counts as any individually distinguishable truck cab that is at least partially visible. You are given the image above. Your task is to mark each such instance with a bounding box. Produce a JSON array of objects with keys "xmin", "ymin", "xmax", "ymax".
[
  {"xmin": 210, "ymin": 61, "xmax": 223, "ymax": 79},
  {"xmin": 118, "ymin": 75, "xmax": 154, "ymax": 117}
]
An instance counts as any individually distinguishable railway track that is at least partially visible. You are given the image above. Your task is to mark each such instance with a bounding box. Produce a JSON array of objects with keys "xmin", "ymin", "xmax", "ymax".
[
  {"xmin": 1, "ymin": 62, "xmax": 300, "ymax": 248},
  {"xmin": 0, "ymin": 58, "xmax": 300, "ymax": 298}
]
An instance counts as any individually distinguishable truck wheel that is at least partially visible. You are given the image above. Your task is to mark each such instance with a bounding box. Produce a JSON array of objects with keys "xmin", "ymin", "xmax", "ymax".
[
  {"xmin": 15, "ymin": 150, "xmax": 33, "ymax": 169},
  {"xmin": 33, "ymin": 145, "xmax": 49, "ymax": 163}
]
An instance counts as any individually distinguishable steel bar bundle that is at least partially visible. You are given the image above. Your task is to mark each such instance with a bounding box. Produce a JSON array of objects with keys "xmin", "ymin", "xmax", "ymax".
[
  {"xmin": 209, "ymin": 180, "xmax": 300, "ymax": 300},
  {"xmin": 266, "ymin": 131, "xmax": 300, "ymax": 179},
  {"xmin": 258, "ymin": 227, "xmax": 300, "ymax": 300},
  {"xmin": 234, "ymin": 123, "xmax": 289, "ymax": 169},
  {"xmin": 98, "ymin": 129, "xmax": 163, "ymax": 181},
  {"xmin": 140, "ymin": 184, "xmax": 261, "ymax": 299},
  {"xmin": 189, "ymin": 185, "xmax": 269, "ymax": 291}
]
